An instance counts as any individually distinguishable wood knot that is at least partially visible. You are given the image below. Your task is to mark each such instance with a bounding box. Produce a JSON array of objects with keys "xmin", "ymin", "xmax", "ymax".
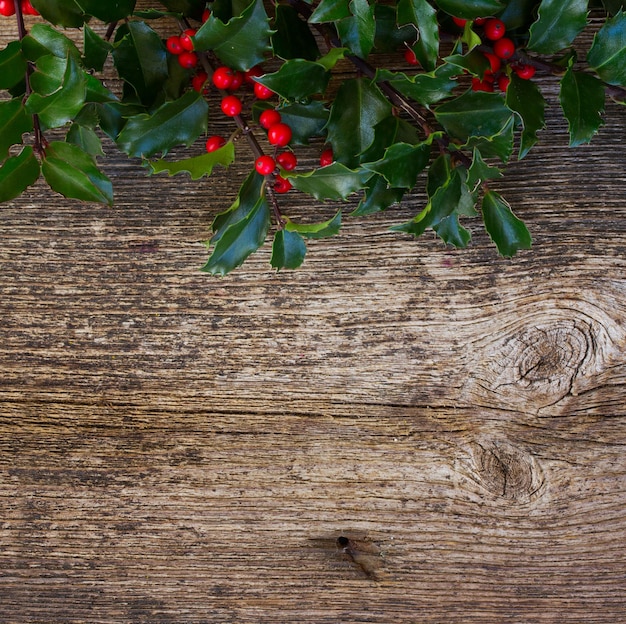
[{"xmin": 472, "ymin": 441, "xmax": 544, "ymax": 502}]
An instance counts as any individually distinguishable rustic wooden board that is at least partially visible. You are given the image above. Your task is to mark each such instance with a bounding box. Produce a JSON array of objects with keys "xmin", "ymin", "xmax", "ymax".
[{"xmin": 1, "ymin": 9, "xmax": 626, "ymax": 624}]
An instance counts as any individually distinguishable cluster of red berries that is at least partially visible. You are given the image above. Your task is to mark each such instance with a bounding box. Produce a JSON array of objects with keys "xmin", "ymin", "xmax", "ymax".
[{"xmin": 0, "ymin": 0, "xmax": 39, "ymax": 16}]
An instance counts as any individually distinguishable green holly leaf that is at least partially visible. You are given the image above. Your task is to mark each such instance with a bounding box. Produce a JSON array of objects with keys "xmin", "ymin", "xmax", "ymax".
[
  {"xmin": 0, "ymin": 146, "xmax": 40, "ymax": 203},
  {"xmin": 0, "ymin": 42, "xmax": 28, "ymax": 90},
  {"xmin": 381, "ymin": 68, "xmax": 458, "ymax": 106},
  {"xmin": 466, "ymin": 147, "xmax": 502, "ymax": 190},
  {"xmin": 462, "ymin": 116, "xmax": 516, "ymax": 163},
  {"xmin": 76, "ymin": 0, "xmax": 137, "ymax": 21},
  {"xmin": 309, "ymin": 0, "xmax": 351, "ymax": 23},
  {"xmin": 435, "ymin": 90, "xmax": 514, "ymax": 143},
  {"xmin": 42, "ymin": 141, "xmax": 113, "ymax": 205},
  {"xmin": 499, "ymin": 0, "xmax": 539, "ymax": 30},
  {"xmin": 360, "ymin": 115, "xmax": 422, "ymax": 162},
  {"xmin": 587, "ymin": 10, "xmax": 626, "ymax": 86},
  {"xmin": 397, "ymin": 0, "xmax": 440, "ymax": 71},
  {"xmin": 433, "ymin": 214, "xmax": 472, "ymax": 248},
  {"xmin": 21, "ymin": 23, "xmax": 82, "ymax": 63},
  {"xmin": 505, "ymin": 74, "xmax": 547, "ymax": 159},
  {"xmin": 26, "ymin": 54, "xmax": 87, "ymax": 130},
  {"xmin": 116, "ymin": 91, "xmax": 208, "ymax": 158},
  {"xmin": 444, "ymin": 48, "xmax": 492, "ymax": 78},
  {"xmin": 336, "ymin": 0, "xmax": 376, "ymax": 59},
  {"xmin": 373, "ymin": 4, "xmax": 416, "ymax": 52},
  {"xmin": 285, "ymin": 210, "xmax": 342, "ymax": 238},
  {"xmin": 362, "ymin": 142, "xmax": 430, "ymax": 188},
  {"xmin": 157, "ymin": 0, "xmax": 204, "ymax": 15},
  {"xmin": 254, "ymin": 60, "xmax": 330, "ymax": 101},
  {"xmin": 30, "ymin": 0, "xmax": 86, "ymax": 27},
  {"xmin": 148, "ymin": 142, "xmax": 236, "ymax": 179},
  {"xmin": 0, "ymin": 99, "xmax": 33, "ymax": 163},
  {"xmin": 268, "ymin": 101, "xmax": 329, "ymax": 145},
  {"xmin": 66, "ymin": 123, "xmax": 104, "ymax": 157},
  {"xmin": 194, "ymin": 0, "xmax": 273, "ymax": 71},
  {"xmin": 83, "ymin": 25, "xmax": 112, "ymax": 72},
  {"xmin": 559, "ymin": 68, "xmax": 606, "ymax": 146},
  {"xmin": 482, "ymin": 189, "xmax": 532, "ymax": 256},
  {"xmin": 325, "ymin": 78, "xmax": 392, "ymax": 167},
  {"xmin": 286, "ymin": 163, "xmax": 372, "ymax": 201},
  {"xmin": 351, "ymin": 174, "xmax": 406, "ymax": 216},
  {"xmin": 112, "ymin": 21, "xmax": 168, "ymax": 105},
  {"xmin": 271, "ymin": 229, "xmax": 307, "ymax": 270},
  {"xmin": 434, "ymin": 0, "xmax": 504, "ymax": 19},
  {"xmin": 202, "ymin": 195, "xmax": 270, "ymax": 276},
  {"xmin": 272, "ymin": 4, "xmax": 320, "ymax": 61},
  {"xmin": 527, "ymin": 0, "xmax": 588, "ymax": 54},
  {"xmin": 316, "ymin": 47, "xmax": 348, "ymax": 71}
]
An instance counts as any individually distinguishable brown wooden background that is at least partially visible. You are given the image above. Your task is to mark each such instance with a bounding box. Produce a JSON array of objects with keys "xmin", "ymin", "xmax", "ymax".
[{"xmin": 1, "ymin": 8, "xmax": 626, "ymax": 623}]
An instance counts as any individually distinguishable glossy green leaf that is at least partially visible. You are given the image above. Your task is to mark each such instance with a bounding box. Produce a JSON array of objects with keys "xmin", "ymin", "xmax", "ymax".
[
  {"xmin": 0, "ymin": 99, "xmax": 33, "ymax": 163},
  {"xmin": 435, "ymin": 90, "xmax": 514, "ymax": 143},
  {"xmin": 381, "ymin": 69, "xmax": 458, "ymax": 106},
  {"xmin": 325, "ymin": 78, "xmax": 392, "ymax": 167},
  {"xmin": 112, "ymin": 21, "xmax": 168, "ymax": 105},
  {"xmin": 360, "ymin": 115, "xmax": 422, "ymax": 162},
  {"xmin": 286, "ymin": 163, "xmax": 372, "ymax": 201},
  {"xmin": 505, "ymin": 74, "xmax": 547, "ymax": 158},
  {"xmin": 351, "ymin": 174, "xmax": 406, "ymax": 216},
  {"xmin": 309, "ymin": 0, "xmax": 351, "ymax": 23},
  {"xmin": 433, "ymin": 214, "xmax": 472, "ymax": 248},
  {"xmin": 66, "ymin": 123, "xmax": 104, "ymax": 157},
  {"xmin": 202, "ymin": 195, "xmax": 270, "ymax": 276},
  {"xmin": 527, "ymin": 0, "xmax": 588, "ymax": 54},
  {"xmin": 316, "ymin": 47, "xmax": 348, "ymax": 71},
  {"xmin": 194, "ymin": 0, "xmax": 273, "ymax": 71},
  {"xmin": 587, "ymin": 10, "xmax": 626, "ymax": 86},
  {"xmin": 269, "ymin": 101, "xmax": 329, "ymax": 145},
  {"xmin": 272, "ymin": 4, "xmax": 320, "ymax": 61},
  {"xmin": 462, "ymin": 116, "xmax": 516, "ymax": 163},
  {"xmin": 148, "ymin": 143, "xmax": 236, "ymax": 179},
  {"xmin": 499, "ymin": 0, "xmax": 539, "ymax": 29},
  {"xmin": 285, "ymin": 210, "xmax": 342, "ymax": 238},
  {"xmin": 362, "ymin": 142, "xmax": 430, "ymax": 188},
  {"xmin": 83, "ymin": 24, "xmax": 112, "ymax": 72},
  {"xmin": 482, "ymin": 190, "xmax": 532, "ymax": 256},
  {"xmin": 30, "ymin": 0, "xmax": 86, "ymax": 27},
  {"xmin": 21, "ymin": 23, "xmax": 82, "ymax": 62},
  {"xmin": 271, "ymin": 229, "xmax": 307, "ymax": 270},
  {"xmin": 466, "ymin": 147, "xmax": 502, "ymax": 191},
  {"xmin": 397, "ymin": 0, "xmax": 440, "ymax": 71},
  {"xmin": 373, "ymin": 4, "xmax": 416, "ymax": 52},
  {"xmin": 76, "ymin": 0, "xmax": 137, "ymax": 21},
  {"xmin": 42, "ymin": 141, "xmax": 113, "ymax": 205},
  {"xmin": 157, "ymin": 0, "xmax": 205, "ymax": 15},
  {"xmin": 0, "ymin": 147, "xmax": 40, "ymax": 203},
  {"xmin": 336, "ymin": 0, "xmax": 376, "ymax": 59},
  {"xmin": 26, "ymin": 54, "xmax": 87, "ymax": 130},
  {"xmin": 559, "ymin": 68, "xmax": 606, "ymax": 146},
  {"xmin": 444, "ymin": 48, "xmax": 492, "ymax": 78},
  {"xmin": 434, "ymin": 0, "xmax": 504, "ymax": 19},
  {"xmin": 116, "ymin": 91, "xmax": 208, "ymax": 158},
  {"xmin": 0, "ymin": 42, "xmax": 28, "ymax": 90},
  {"xmin": 255, "ymin": 60, "xmax": 330, "ymax": 101}
]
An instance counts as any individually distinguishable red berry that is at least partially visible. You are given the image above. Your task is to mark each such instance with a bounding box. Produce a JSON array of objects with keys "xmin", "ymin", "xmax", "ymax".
[
  {"xmin": 483, "ymin": 18, "xmax": 506, "ymax": 41},
  {"xmin": 201, "ymin": 8, "xmax": 211, "ymax": 22},
  {"xmin": 21, "ymin": 0, "xmax": 38, "ymax": 15},
  {"xmin": 484, "ymin": 52, "xmax": 501, "ymax": 75},
  {"xmin": 267, "ymin": 122, "xmax": 292, "ymax": 147},
  {"xmin": 493, "ymin": 37, "xmax": 515, "ymax": 59},
  {"xmin": 166, "ymin": 36, "xmax": 183, "ymax": 55},
  {"xmin": 228, "ymin": 71, "xmax": 243, "ymax": 91},
  {"xmin": 205, "ymin": 136, "xmax": 226, "ymax": 152},
  {"xmin": 0, "ymin": 0, "xmax": 16, "ymax": 16},
  {"xmin": 471, "ymin": 77, "xmax": 495, "ymax": 92},
  {"xmin": 180, "ymin": 29, "xmax": 196, "ymax": 52},
  {"xmin": 514, "ymin": 64, "xmax": 536, "ymax": 80},
  {"xmin": 274, "ymin": 176, "xmax": 292, "ymax": 194},
  {"xmin": 178, "ymin": 51, "xmax": 198, "ymax": 69},
  {"xmin": 192, "ymin": 71, "xmax": 208, "ymax": 93},
  {"xmin": 498, "ymin": 74, "xmax": 510, "ymax": 92},
  {"xmin": 254, "ymin": 81, "xmax": 274, "ymax": 100},
  {"xmin": 452, "ymin": 17, "xmax": 467, "ymax": 28},
  {"xmin": 212, "ymin": 66, "xmax": 235, "ymax": 90},
  {"xmin": 255, "ymin": 155, "xmax": 276, "ymax": 176},
  {"xmin": 404, "ymin": 48, "xmax": 419, "ymax": 66},
  {"xmin": 474, "ymin": 17, "xmax": 486, "ymax": 26},
  {"xmin": 259, "ymin": 109, "xmax": 281, "ymax": 130},
  {"xmin": 244, "ymin": 66, "xmax": 263, "ymax": 85},
  {"xmin": 221, "ymin": 94, "xmax": 242, "ymax": 117},
  {"xmin": 319, "ymin": 148, "xmax": 334, "ymax": 167},
  {"xmin": 277, "ymin": 151, "xmax": 297, "ymax": 171}
]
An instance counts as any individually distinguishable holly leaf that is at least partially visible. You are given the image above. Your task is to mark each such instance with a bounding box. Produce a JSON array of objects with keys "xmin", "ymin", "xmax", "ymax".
[
  {"xmin": 527, "ymin": 0, "xmax": 588, "ymax": 54},
  {"xmin": 0, "ymin": 99, "xmax": 33, "ymax": 163},
  {"xmin": 309, "ymin": 0, "xmax": 351, "ymax": 23},
  {"xmin": 351, "ymin": 174, "xmax": 406, "ymax": 216},
  {"xmin": 0, "ymin": 147, "xmax": 40, "ymax": 203},
  {"xmin": 66, "ymin": 123, "xmax": 104, "ymax": 157},
  {"xmin": 286, "ymin": 163, "xmax": 372, "ymax": 201},
  {"xmin": 194, "ymin": 0, "xmax": 273, "ymax": 71},
  {"xmin": 83, "ymin": 24, "xmax": 112, "ymax": 72},
  {"xmin": 116, "ymin": 91, "xmax": 208, "ymax": 158},
  {"xmin": 434, "ymin": 0, "xmax": 504, "ymax": 19},
  {"xmin": 505, "ymin": 74, "xmax": 547, "ymax": 159},
  {"xmin": 336, "ymin": 0, "xmax": 376, "ymax": 59},
  {"xmin": 272, "ymin": 4, "xmax": 320, "ymax": 61},
  {"xmin": 559, "ymin": 67, "xmax": 606, "ymax": 146},
  {"xmin": 444, "ymin": 48, "xmax": 492, "ymax": 78},
  {"xmin": 378, "ymin": 67, "xmax": 457, "ymax": 106},
  {"xmin": 362, "ymin": 142, "xmax": 430, "ymax": 188},
  {"xmin": 268, "ymin": 101, "xmax": 329, "ymax": 145},
  {"xmin": 254, "ymin": 60, "xmax": 330, "ymax": 101},
  {"xmin": 29, "ymin": 0, "xmax": 86, "ymax": 27},
  {"xmin": 21, "ymin": 23, "xmax": 82, "ymax": 63},
  {"xmin": 42, "ymin": 141, "xmax": 113, "ymax": 205},
  {"xmin": 325, "ymin": 78, "xmax": 392, "ymax": 167},
  {"xmin": 271, "ymin": 229, "xmax": 307, "ymax": 270},
  {"xmin": 360, "ymin": 115, "xmax": 423, "ymax": 162},
  {"xmin": 148, "ymin": 142, "xmax": 236, "ymax": 179},
  {"xmin": 466, "ymin": 147, "xmax": 502, "ymax": 190},
  {"xmin": 397, "ymin": 0, "xmax": 440, "ymax": 71},
  {"xmin": 285, "ymin": 210, "xmax": 342, "ymax": 238},
  {"xmin": 433, "ymin": 214, "xmax": 472, "ymax": 248},
  {"xmin": 462, "ymin": 116, "xmax": 516, "ymax": 163},
  {"xmin": 75, "ymin": 0, "xmax": 137, "ymax": 21},
  {"xmin": 482, "ymin": 189, "xmax": 532, "ymax": 256},
  {"xmin": 587, "ymin": 10, "xmax": 626, "ymax": 86},
  {"xmin": 0, "ymin": 42, "xmax": 28, "ymax": 90},
  {"xmin": 202, "ymin": 195, "xmax": 270, "ymax": 276}
]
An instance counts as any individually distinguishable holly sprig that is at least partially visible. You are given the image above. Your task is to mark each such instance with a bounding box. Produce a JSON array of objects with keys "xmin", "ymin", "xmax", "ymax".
[{"xmin": 1, "ymin": 0, "xmax": 625, "ymax": 275}]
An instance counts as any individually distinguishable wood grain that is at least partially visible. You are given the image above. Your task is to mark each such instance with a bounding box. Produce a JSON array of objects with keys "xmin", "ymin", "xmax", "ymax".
[{"xmin": 1, "ymin": 8, "xmax": 626, "ymax": 623}]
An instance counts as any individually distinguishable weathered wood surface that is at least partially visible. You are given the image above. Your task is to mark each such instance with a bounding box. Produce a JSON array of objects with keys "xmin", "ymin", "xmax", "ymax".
[{"xmin": 1, "ymin": 12, "xmax": 626, "ymax": 624}]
